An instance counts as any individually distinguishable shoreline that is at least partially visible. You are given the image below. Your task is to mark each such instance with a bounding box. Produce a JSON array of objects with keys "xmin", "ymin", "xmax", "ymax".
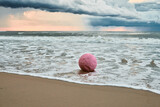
[
  {"xmin": 1, "ymin": 71, "xmax": 160, "ymax": 95},
  {"xmin": 1, "ymin": 72, "xmax": 160, "ymax": 107}
]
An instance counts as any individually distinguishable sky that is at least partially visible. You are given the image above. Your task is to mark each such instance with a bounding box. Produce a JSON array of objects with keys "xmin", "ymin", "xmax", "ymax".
[{"xmin": 0, "ymin": 0, "xmax": 160, "ymax": 31}]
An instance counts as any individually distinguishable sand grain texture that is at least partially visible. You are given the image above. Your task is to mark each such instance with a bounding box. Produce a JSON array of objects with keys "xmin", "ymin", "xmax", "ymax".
[{"xmin": 0, "ymin": 72, "xmax": 160, "ymax": 107}]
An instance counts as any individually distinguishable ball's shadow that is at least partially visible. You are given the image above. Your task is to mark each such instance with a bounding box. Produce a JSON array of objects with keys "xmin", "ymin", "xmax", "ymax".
[{"xmin": 78, "ymin": 70, "xmax": 96, "ymax": 75}]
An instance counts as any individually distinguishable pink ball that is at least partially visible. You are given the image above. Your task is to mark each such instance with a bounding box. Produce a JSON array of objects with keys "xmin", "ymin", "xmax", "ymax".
[{"xmin": 79, "ymin": 53, "xmax": 97, "ymax": 72}]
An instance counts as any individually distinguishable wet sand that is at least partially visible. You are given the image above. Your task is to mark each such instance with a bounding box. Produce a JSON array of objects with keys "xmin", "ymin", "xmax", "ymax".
[{"xmin": 0, "ymin": 72, "xmax": 160, "ymax": 107}]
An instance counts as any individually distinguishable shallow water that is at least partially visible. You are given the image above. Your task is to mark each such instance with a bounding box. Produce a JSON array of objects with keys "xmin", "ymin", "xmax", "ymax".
[{"xmin": 0, "ymin": 31, "xmax": 160, "ymax": 94}]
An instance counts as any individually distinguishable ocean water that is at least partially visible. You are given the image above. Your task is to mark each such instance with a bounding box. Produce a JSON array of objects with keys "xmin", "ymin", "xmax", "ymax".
[{"xmin": 0, "ymin": 31, "xmax": 160, "ymax": 94}]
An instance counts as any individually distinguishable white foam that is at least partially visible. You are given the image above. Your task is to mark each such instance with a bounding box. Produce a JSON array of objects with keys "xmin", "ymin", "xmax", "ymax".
[
  {"xmin": 0, "ymin": 32, "xmax": 160, "ymax": 95},
  {"xmin": 0, "ymin": 35, "xmax": 160, "ymax": 44}
]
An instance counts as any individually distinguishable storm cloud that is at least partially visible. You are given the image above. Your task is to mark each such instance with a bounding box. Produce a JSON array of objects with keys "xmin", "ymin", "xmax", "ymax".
[
  {"xmin": 90, "ymin": 17, "xmax": 160, "ymax": 27},
  {"xmin": 0, "ymin": 0, "xmax": 160, "ymax": 31},
  {"xmin": 0, "ymin": 0, "xmax": 138, "ymax": 19}
]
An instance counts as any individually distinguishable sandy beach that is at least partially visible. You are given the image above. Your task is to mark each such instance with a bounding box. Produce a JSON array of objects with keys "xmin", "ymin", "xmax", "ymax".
[{"xmin": 0, "ymin": 72, "xmax": 160, "ymax": 107}]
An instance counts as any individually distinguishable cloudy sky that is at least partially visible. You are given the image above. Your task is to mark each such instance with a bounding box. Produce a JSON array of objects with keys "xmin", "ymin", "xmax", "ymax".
[{"xmin": 0, "ymin": 0, "xmax": 160, "ymax": 31}]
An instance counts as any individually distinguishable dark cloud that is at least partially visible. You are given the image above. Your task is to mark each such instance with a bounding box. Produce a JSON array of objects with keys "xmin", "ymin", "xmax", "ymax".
[
  {"xmin": 0, "ymin": 0, "xmax": 103, "ymax": 18},
  {"xmin": 0, "ymin": 0, "xmax": 67, "ymax": 12},
  {"xmin": 89, "ymin": 17, "xmax": 160, "ymax": 31},
  {"xmin": 90, "ymin": 17, "xmax": 160, "ymax": 27},
  {"xmin": 0, "ymin": 0, "xmax": 160, "ymax": 30},
  {"xmin": 0, "ymin": 0, "xmax": 137, "ymax": 19},
  {"xmin": 1, "ymin": 0, "xmax": 159, "ymax": 20}
]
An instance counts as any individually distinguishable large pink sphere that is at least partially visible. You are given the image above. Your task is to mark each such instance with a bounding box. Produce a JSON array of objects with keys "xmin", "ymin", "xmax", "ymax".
[{"xmin": 79, "ymin": 53, "xmax": 97, "ymax": 72}]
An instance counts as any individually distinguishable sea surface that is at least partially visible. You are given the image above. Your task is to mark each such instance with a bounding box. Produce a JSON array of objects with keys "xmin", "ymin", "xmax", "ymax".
[{"xmin": 0, "ymin": 31, "xmax": 160, "ymax": 94}]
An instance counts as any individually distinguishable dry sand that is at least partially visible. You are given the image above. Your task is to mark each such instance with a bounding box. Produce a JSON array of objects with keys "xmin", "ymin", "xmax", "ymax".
[{"xmin": 0, "ymin": 72, "xmax": 160, "ymax": 107}]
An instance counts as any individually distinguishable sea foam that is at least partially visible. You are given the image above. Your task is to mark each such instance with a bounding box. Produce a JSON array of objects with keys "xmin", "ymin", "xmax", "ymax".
[{"xmin": 0, "ymin": 31, "xmax": 160, "ymax": 94}]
